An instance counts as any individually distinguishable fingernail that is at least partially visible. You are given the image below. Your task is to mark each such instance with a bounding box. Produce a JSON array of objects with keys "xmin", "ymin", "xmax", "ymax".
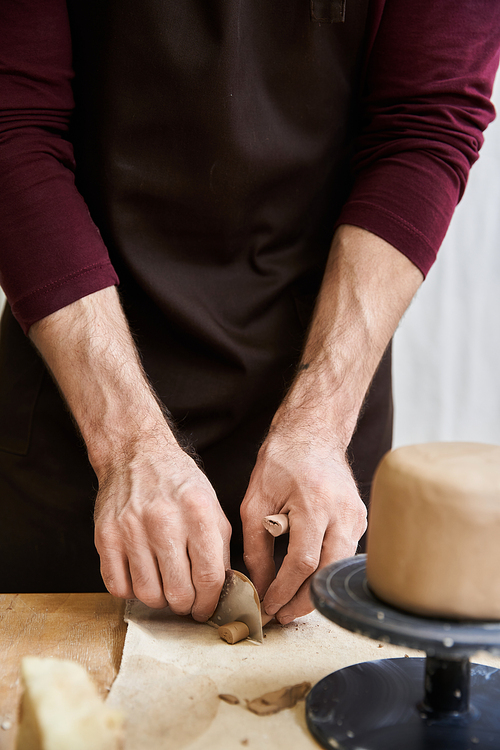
[
  {"xmin": 265, "ymin": 603, "xmax": 280, "ymax": 616},
  {"xmin": 278, "ymin": 615, "xmax": 293, "ymax": 625},
  {"xmin": 192, "ymin": 612, "xmax": 208, "ymax": 623}
]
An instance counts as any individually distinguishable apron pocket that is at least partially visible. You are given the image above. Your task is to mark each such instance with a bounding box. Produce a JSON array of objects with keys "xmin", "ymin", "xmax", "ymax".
[{"xmin": 310, "ymin": 0, "xmax": 346, "ymax": 23}]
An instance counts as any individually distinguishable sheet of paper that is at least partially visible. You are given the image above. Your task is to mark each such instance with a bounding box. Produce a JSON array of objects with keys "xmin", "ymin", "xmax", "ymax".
[{"xmin": 107, "ymin": 600, "xmax": 424, "ymax": 749}]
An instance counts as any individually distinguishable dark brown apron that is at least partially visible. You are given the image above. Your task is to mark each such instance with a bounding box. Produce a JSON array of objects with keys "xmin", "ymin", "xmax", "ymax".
[{"xmin": 0, "ymin": 0, "xmax": 392, "ymax": 592}]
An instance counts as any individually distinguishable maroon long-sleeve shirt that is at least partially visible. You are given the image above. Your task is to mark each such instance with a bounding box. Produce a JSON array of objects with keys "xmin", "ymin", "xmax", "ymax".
[{"xmin": 0, "ymin": 0, "xmax": 499, "ymax": 335}]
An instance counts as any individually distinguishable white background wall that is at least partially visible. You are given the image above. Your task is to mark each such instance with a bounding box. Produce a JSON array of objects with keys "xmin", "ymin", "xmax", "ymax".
[
  {"xmin": 393, "ymin": 76, "xmax": 500, "ymax": 448},
  {"xmin": 1, "ymin": 78, "xmax": 499, "ymax": 449}
]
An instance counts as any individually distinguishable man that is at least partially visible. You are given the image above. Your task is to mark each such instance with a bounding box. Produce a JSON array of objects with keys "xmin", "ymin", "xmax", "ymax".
[{"xmin": 0, "ymin": 0, "xmax": 499, "ymax": 625}]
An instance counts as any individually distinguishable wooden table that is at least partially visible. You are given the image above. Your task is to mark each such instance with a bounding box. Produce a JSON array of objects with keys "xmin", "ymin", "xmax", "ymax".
[{"xmin": 0, "ymin": 593, "xmax": 126, "ymax": 750}]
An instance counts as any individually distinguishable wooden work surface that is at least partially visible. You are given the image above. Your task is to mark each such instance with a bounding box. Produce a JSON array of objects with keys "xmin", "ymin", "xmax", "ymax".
[{"xmin": 0, "ymin": 593, "xmax": 126, "ymax": 750}]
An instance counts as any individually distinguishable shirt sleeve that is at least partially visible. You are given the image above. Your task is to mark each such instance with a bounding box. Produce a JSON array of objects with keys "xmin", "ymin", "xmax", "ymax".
[
  {"xmin": 0, "ymin": 0, "xmax": 118, "ymax": 334},
  {"xmin": 337, "ymin": 0, "xmax": 500, "ymax": 276}
]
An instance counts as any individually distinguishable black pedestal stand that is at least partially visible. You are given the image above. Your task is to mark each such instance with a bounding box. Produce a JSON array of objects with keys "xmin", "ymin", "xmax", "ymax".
[{"xmin": 306, "ymin": 556, "xmax": 500, "ymax": 749}]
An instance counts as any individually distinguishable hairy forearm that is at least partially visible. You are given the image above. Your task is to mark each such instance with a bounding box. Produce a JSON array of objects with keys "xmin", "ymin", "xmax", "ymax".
[
  {"xmin": 272, "ymin": 224, "xmax": 424, "ymax": 449},
  {"xmin": 29, "ymin": 285, "xmax": 177, "ymax": 475},
  {"xmin": 30, "ymin": 285, "xmax": 230, "ymax": 617},
  {"xmin": 241, "ymin": 225, "xmax": 424, "ymax": 621}
]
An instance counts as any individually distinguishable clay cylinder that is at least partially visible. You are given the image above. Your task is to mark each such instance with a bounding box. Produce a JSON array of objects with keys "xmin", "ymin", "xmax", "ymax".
[
  {"xmin": 218, "ymin": 621, "xmax": 250, "ymax": 644},
  {"xmin": 262, "ymin": 514, "xmax": 289, "ymax": 537},
  {"xmin": 367, "ymin": 442, "xmax": 500, "ymax": 620}
]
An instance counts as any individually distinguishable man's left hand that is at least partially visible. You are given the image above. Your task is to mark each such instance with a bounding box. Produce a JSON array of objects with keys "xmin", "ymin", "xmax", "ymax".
[{"xmin": 240, "ymin": 424, "xmax": 367, "ymax": 625}]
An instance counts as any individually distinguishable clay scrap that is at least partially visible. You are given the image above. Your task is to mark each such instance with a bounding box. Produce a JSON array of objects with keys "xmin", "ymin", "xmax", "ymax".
[
  {"xmin": 218, "ymin": 694, "xmax": 240, "ymax": 705},
  {"xmin": 245, "ymin": 682, "xmax": 311, "ymax": 716}
]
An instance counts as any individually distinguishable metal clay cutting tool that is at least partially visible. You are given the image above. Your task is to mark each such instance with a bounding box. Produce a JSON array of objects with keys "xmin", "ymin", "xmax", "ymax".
[
  {"xmin": 208, "ymin": 569, "xmax": 266, "ymax": 644},
  {"xmin": 209, "ymin": 513, "xmax": 290, "ymax": 644}
]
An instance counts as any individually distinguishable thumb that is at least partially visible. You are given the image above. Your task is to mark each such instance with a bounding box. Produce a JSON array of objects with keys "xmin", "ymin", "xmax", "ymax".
[{"xmin": 241, "ymin": 497, "xmax": 276, "ymax": 599}]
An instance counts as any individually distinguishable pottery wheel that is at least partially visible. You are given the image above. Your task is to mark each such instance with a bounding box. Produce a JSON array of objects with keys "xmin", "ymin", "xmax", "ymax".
[{"xmin": 306, "ymin": 555, "xmax": 500, "ymax": 749}]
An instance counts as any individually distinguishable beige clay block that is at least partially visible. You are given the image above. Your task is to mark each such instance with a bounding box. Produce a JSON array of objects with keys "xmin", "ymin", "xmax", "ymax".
[
  {"xmin": 16, "ymin": 657, "xmax": 123, "ymax": 750},
  {"xmin": 366, "ymin": 442, "xmax": 500, "ymax": 620}
]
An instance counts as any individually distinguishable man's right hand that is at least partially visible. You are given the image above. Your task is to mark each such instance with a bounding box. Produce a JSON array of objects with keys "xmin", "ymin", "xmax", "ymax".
[
  {"xmin": 94, "ymin": 435, "xmax": 231, "ymax": 619},
  {"xmin": 30, "ymin": 285, "xmax": 231, "ymax": 619}
]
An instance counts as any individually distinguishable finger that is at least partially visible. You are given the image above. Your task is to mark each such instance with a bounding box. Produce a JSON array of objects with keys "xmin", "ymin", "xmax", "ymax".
[
  {"xmin": 157, "ymin": 537, "xmax": 196, "ymax": 615},
  {"xmin": 241, "ymin": 502, "xmax": 276, "ymax": 599},
  {"xmin": 127, "ymin": 548, "xmax": 169, "ymax": 609},
  {"xmin": 222, "ymin": 526, "xmax": 232, "ymax": 571},
  {"xmin": 95, "ymin": 528, "xmax": 135, "ymax": 600},
  {"xmin": 273, "ymin": 579, "xmax": 315, "ymax": 625},
  {"xmin": 218, "ymin": 513, "xmax": 232, "ymax": 571},
  {"xmin": 222, "ymin": 535, "xmax": 231, "ymax": 571},
  {"xmin": 262, "ymin": 510, "xmax": 326, "ymax": 616},
  {"xmin": 188, "ymin": 531, "xmax": 227, "ymax": 622},
  {"xmin": 272, "ymin": 522, "xmax": 359, "ymax": 623}
]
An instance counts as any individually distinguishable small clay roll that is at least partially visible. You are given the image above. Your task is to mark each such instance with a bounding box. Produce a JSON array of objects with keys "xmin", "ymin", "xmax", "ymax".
[
  {"xmin": 218, "ymin": 621, "xmax": 250, "ymax": 644},
  {"xmin": 262, "ymin": 514, "xmax": 289, "ymax": 537}
]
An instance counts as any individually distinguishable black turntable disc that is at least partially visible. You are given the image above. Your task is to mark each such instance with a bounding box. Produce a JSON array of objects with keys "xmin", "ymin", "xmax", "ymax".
[
  {"xmin": 311, "ymin": 555, "xmax": 500, "ymax": 657},
  {"xmin": 307, "ymin": 657, "xmax": 500, "ymax": 749},
  {"xmin": 306, "ymin": 556, "xmax": 500, "ymax": 750}
]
